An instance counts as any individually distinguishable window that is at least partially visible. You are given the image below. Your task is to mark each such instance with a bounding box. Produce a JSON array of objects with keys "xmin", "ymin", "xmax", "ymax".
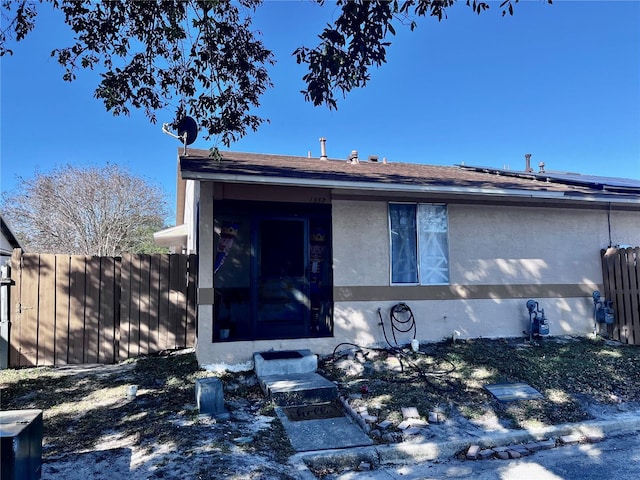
[{"xmin": 389, "ymin": 203, "xmax": 449, "ymax": 285}]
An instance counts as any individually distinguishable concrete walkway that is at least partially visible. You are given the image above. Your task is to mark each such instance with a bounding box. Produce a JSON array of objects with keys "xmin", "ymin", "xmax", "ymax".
[{"xmin": 288, "ymin": 407, "xmax": 640, "ymax": 479}]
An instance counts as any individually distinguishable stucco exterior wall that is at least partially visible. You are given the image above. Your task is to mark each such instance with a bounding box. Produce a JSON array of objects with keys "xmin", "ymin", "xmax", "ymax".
[
  {"xmin": 184, "ymin": 180, "xmax": 198, "ymax": 254},
  {"xmin": 449, "ymin": 205, "xmax": 608, "ymax": 285},
  {"xmin": 330, "ymin": 199, "xmax": 640, "ymax": 351},
  {"xmin": 332, "ymin": 200, "xmax": 389, "ymax": 286},
  {"xmin": 195, "ymin": 192, "xmax": 640, "ymax": 367}
]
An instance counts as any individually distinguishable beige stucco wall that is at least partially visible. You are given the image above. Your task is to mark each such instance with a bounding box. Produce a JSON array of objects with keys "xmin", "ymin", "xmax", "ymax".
[
  {"xmin": 331, "ymin": 199, "xmax": 639, "ymax": 351},
  {"xmin": 450, "ymin": 205, "xmax": 608, "ymax": 285},
  {"xmin": 196, "ymin": 191, "xmax": 640, "ymax": 367},
  {"xmin": 332, "ymin": 200, "xmax": 390, "ymax": 286}
]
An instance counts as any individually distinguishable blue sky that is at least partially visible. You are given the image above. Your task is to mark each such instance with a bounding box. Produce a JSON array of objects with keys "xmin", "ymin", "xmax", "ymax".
[{"xmin": 2, "ymin": 0, "xmax": 639, "ymax": 223}]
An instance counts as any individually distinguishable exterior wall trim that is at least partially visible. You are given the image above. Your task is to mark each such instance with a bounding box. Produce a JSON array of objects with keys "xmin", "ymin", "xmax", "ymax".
[{"xmin": 334, "ymin": 283, "xmax": 601, "ymax": 302}]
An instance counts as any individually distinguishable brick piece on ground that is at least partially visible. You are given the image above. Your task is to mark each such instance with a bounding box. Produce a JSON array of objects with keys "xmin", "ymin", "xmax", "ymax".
[
  {"xmin": 377, "ymin": 420, "xmax": 393, "ymax": 430},
  {"xmin": 358, "ymin": 462, "xmax": 372, "ymax": 471},
  {"xmin": 402, "ymin": 407, "xmax": 420, "ymax": 419},
  {"xmin": 408, "ymin": 418, "xmax": 428, "ymax": 427},
  {"xmin": 361, "ymin": 414, "xmax": 378, "ymax": 424},
  {"xmin": 585, "ymin": 434, "xmax": 605, "ymax": 444},
  {"xmin": 478, "ymin": 449, "xmax": 495, "ymax": 459},
  {"xmin": 512, "ymin": 446, "xmax": 530, "ymax": 456},
  {"xmin": 523, "ymin": 442, "xmax": 541, "ymax": 452},
  {"xmin": 508, "ymin": 450, "xmax": 522, "ymax": 459},
  {"xmin": 403, "ymin": 427, "xmax": 423, "ymax": 436},
  {"xmin": 526, "ymin": 440, "xmax": 556, "ymax": 451},
  {"xmin": 560, "ymin": 434, "xmax": 582, "ymax": 445},
  {"xmin": 496, "ymin": 451, "xmax": 510, "ymax": 460},
  {"xmin": 538, "ymin": 439, "xmax": 557, "ymax": 450},
  {"xmin": 397, "ymin": 420, "xmax": 411, "ymax": 430},
  {"xmin": 466, "ymin": 445, "xmax": 480, "ymax": 460}
]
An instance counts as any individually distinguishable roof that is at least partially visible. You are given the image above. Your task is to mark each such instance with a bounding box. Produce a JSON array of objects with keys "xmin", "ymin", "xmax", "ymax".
[
  {"xmin": 458, "ymin": 165, "xmax": 640, "ymax": 194},
  {"xmin": 153, "ymin": 224, "xmax": 188, "ymax": 249},
  {"xmin": 179, "ymin": 149, "xmax": 640, "ymax": 207},
  {"xmin": 0, "ymin": 214, "xmax": 23, "ymax": 255}
]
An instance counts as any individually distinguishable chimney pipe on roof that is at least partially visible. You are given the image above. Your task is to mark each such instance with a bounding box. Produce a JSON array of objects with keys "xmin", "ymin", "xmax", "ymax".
[
  {"xmin": 524, "ymin": 153, "xmax": 533, "ymax": 173},
  {"xmin": 538, "ymin": 162, "xmax": 545, "ymax": 173},
  {"xmin": 319, "ymin": 137, "xmax": 327, "ymax": 160}
]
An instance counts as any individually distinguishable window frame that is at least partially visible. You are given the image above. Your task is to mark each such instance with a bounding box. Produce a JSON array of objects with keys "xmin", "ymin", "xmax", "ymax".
[{"xmin": 388, "ymin": 202, "xmax": 450, "ymax": 286}]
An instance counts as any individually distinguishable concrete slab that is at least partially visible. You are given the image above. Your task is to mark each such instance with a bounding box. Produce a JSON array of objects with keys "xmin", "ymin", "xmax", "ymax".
[
  {"xmin": 275, "ymin": 407, "xmax": 374, "ymax": 452},
  {"xmin": 259, "ymin": 372, "xmax": 338, "ymax": 406}
]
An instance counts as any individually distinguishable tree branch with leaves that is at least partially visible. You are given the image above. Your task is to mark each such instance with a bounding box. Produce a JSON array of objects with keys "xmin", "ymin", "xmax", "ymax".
[{"xmin": 0, "ymin": 0, "xmax": 551, "ymax": 146}]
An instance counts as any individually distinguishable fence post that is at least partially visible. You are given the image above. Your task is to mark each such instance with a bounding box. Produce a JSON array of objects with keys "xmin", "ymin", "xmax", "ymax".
[{"xmin": 0, "ymin": 260, "xmax": 13, "ymax": 369}]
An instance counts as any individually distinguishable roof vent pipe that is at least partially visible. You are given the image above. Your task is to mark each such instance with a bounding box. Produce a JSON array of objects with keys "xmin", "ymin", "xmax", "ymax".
[
  {"xmin": 538, "ymin": 162, "xmax": 545, "ymax": 173},
  {"xmin": 319, "ymin": 137, "xmax": 327, "ymax": 160},
  {"xmin": 349, "ymin": 150, "xmax": 359, "ymax": 163},
  {"xmin": 524, "ymin": 153, "xmax": 533, "ymax": 173}
]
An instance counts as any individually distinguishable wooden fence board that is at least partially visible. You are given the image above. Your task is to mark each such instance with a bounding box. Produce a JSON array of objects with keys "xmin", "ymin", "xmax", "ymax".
[
  {"xmin": 602, "ymin": 249, "xmax": 618, "ymax": 340},
  {"xmin": 55, "ymin": 256, "xmax": 71, "ymax": 365},
  {"xmin": 69, "ymin": 255, "xmax": 87, "ymax": 364},
  {"xmin": 186, "ymin": 254, "xmax": 198, "ymax": 345},
  {"xmin": 175, "ymin": 255, "xmax": 188, "ymax": 348},
  {"xmin": 83, "ymin": 256, "xmax": 101, "ymax": 363},
  {"xmin": 630, "ymin": 248, "xmax": 640, "ymax": 343},
  {"xmin": 9, "ymin": 251, "xmax": 197, "ymax": 367},
  {"xmin": 148, "ymin": 255, "xmax": 161, "ymax": 352},
  {"xmin": 119, "ymin": 253, "xmax": 132, "ymax": 361},
  {"xmin": 138, "ymin": 255, "xmax": 151, "ymax": 356},
  {"xmin": 602, "ymin": 247, "xmax": 640, "ymax": 345},
  {"xmin": 129, "ymin": 255, "xmax": 142, "ymax": 358},
  {"xmin": 9, "ymin": 249, "xmax": 24, "ymax": 367},
  {"xmin": 20, "ymin": 254, "xmax": 41, "ymax": 366},
  {"xmin": 168, "ymin": 255, "xmax": 181, "ymax": 350},
  {"xmin": 99, "ymin": 257, "xmax": 116, "ymax": 364},
  {"xmin": 158, "ymin": 255, "xmax": 171, "ymax": 351},
  {"xmin": 37, "ymin": 254, "xmax": 56, "ymax": 366}
]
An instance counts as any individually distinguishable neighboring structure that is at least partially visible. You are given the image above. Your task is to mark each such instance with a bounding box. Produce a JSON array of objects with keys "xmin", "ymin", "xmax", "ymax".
[
  {"xmin": 165, "ymin": 147, "xmax": 640, "ymax": 366},
  {"xmin": 1, "ymin": 215, "xmax": 23, "ymax": 264}
]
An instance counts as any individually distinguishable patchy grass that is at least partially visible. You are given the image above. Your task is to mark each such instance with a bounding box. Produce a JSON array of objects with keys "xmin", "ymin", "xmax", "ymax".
[
  {"xmin": 0, "ymin": 349, "xmax": 294, "ymax": 476},
  {"xmin": 2, "ymin": 336, "xmax": 640, "ymax": 475},
  {"xmin": 319, "ymin": 336, "xmax": 640, "ymax": 431}
]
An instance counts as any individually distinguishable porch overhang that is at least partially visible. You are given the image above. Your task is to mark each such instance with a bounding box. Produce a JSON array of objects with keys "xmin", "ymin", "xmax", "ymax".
[{"xmin": 180, "ymin": 169, "xmax": 640, "ymax": 208}]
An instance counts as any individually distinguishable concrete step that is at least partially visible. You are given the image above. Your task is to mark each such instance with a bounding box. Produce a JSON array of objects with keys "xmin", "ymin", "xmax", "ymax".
[
  {"xmin": 253, "ymin": 349, "xmax": 317, "ymax": 377},
  {"xmin": 258, "ymin": 372, "xmax": 338, "ymax": 406}
]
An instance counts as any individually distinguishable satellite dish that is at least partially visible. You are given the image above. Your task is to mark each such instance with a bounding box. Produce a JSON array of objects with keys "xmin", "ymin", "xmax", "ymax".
[
  {"xmin": 161, "ymin": 115, "xmax": 199, "ymax": 155},
  {"xmin": 177, "ymin": 116, "xmax": 198, "ymax": 146}
]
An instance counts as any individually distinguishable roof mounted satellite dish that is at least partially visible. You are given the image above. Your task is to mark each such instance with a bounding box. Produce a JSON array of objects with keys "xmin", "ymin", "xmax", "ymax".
[{"xmin": 162, "ymin": 116, "xmax": 198, "ymax": 155}]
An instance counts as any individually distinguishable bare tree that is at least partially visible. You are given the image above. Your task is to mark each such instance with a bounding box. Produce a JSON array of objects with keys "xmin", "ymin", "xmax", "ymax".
[{"xmin": 1, "ymin": 164, "xmax": 168, "ymax": 256}]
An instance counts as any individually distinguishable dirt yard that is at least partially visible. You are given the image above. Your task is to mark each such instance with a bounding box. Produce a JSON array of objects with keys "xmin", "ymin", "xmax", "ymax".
[{"xmin": 3, "ymin": 336, "xmax": 640, "ymax": 479}]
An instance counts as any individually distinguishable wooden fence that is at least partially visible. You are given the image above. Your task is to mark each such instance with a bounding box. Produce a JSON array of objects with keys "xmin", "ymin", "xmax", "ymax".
[
  {"xmin": 8, "ymin": 249, "xmax": 197, "ymax": 367},
  {"xmin": 601, "ymin": 247, "xmax": 640, "ymax": 345}
]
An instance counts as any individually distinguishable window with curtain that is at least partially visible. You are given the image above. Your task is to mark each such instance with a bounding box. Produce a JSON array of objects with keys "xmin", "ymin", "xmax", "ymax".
[{"xmin": 389, "ymin": 203, "xmax": 449, "ymax": 285}]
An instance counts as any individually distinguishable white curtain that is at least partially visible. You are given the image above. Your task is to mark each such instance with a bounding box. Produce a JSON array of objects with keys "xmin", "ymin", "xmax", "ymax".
[{"xmin": 418, "ymin": 204, "xmax": 449, "ymax": 284}]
